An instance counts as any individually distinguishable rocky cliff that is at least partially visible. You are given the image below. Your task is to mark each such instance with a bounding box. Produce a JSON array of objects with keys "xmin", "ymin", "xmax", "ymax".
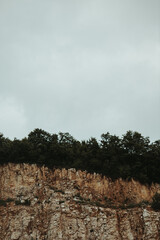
[{"xmin": 0, "ymin": 163, "xmax": 160, "ymax": 240}]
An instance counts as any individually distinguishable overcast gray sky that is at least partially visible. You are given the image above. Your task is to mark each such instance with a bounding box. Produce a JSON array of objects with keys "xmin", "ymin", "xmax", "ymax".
[{"xmin": 0, "ymin": 0, "xmax": 159, "ymax": 142}]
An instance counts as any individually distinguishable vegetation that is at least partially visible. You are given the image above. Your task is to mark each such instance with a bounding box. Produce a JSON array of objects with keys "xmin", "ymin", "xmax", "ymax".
[
  {"xmin": 15, "ymin": 199, "xmax": 31, "ymax": 206},
  {"xmin": 0, "ymin": 199, "xmax": 7, "ymax": 207},
  {"xmin": 151, "ymin": 193, "xmax": 160, "ymax": 211},
  {"xmin": 0, "ymin": 129, "xmax": 160, "ymax": 184}
]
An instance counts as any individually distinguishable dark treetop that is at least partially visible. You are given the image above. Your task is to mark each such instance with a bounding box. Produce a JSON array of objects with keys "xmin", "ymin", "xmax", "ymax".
[{"xmin": 0, "ymin": 129, "xmax": 159, "ymax": 184}]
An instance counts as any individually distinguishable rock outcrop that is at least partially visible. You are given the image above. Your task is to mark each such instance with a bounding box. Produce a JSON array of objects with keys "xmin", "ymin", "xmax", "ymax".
[{"xmin": 0, "ymin": 163, "xmax": 160, "ymax": 240}]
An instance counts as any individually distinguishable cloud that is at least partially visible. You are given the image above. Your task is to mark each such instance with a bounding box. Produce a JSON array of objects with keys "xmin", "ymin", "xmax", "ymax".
[
  {"xmin": 0, "ymin": 0, "xmax": 159, "ymax": 141},
  {"xmin": 0, "ymin": 97, "xmax": 27, "ymax": 139}
]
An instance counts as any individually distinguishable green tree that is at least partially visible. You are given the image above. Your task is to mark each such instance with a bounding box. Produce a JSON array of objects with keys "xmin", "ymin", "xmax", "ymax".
[
  {"xmin": 27, "ymin": 129, "xmax": 52, "ymax": 165},
  {"xmin": 100, "ymin": 133, "xmax": 122, "ymax": 178},
  {"xmin": 122, "ymin": 131, "xmax": 150, "ymax": 155},
  {"xmin": 28, "ymin": 128, "xmax": 52, "ymax": 145}
]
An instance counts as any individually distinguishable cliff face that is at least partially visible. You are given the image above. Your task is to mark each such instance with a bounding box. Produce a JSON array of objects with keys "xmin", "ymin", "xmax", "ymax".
[{"xmin": 0, "ymin": 163, "xmax": 160, "ymax": 240}]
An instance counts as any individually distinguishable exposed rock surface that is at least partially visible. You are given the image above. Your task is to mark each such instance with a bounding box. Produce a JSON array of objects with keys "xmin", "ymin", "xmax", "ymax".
[{"xmin": 0, "ymin": 163, "xmax": 160, "ymax": 240}]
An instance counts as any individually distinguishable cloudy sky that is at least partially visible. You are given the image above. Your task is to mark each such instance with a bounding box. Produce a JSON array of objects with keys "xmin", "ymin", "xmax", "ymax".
[{"xmin": 0, "ymin": 0, "xmax": 159, "ymax": 142}]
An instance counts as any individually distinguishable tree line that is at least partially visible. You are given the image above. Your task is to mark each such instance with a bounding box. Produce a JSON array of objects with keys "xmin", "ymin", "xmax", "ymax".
[{"xmin": 0, "ymin": 129, "xmax": 159, "ymax": 184}]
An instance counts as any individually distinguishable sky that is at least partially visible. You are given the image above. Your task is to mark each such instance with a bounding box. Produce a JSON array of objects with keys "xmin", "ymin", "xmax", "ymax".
[{"xmin": 0, "ymin": 0, "xmax": 160, "ymax": 142}]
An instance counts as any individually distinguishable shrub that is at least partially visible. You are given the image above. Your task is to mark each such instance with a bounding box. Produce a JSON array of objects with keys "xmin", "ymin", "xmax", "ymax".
[
  {"xmin": 75, "ymin": 193, "xmax": 80, "ymax": 198},
  {"xmin": 126, "ymin": 203, "xmax": 137, "ymax": 208},
  {"xmin": 74, "ymin": 185, "xmax": 80, "ymax": 190},
  {"xmin": 0, "ymin": 198, "xmax": 14, "ymax": 207},
  {"xmin": 15, "ymin": 199, "xmax": 31, "ymax": 206},
  {"xmin": 24, "ymin": 199, "xmax": 31, "ymax": 206},
  {"xmin": 95, "ymin": 201, "xmax": 103, "ymax": 207},
  {"xmin": 0, "ymin": 199, "xmax": 7, "ymax": 207},
  {"xmin": 151, "ymin": 193, "xmax": 160, "ymax": 211},
  {"xmin": 139, "ymin": 200, "xmax": 149, "ymax": 207},
  {"xmin": 6, "ymin": 198, "xmax": 14, "ymax": 202},
  {"xmin": 54, "ymin": 189, "xmax": 65, "ymax": 194}
]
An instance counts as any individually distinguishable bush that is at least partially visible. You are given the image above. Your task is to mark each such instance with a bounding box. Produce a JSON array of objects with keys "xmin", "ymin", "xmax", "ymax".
[
  {"xmin": 54, "ymin": 189, "xmax": 65, "ymax": 194},
  {"xmin": 104, "ymin": 196, "xmax": 112, "ymax": 205},
  {"xmin": 0, "ymin": 199, "xmax": 7, "ymax": 207},
  {"xmin": 151, "ymin": 193, "xmax": 160, "ymax": 211},
  {"xmin": 6, "ymin": 198, "xmax": 14, "ymax": 202},
  {"xmin": 15, "ymin": 199, "xmax": 31, "ymax": 206}
]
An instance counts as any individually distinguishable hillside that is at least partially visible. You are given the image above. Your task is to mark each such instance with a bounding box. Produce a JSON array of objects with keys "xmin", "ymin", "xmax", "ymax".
[{"xmin": 0, "ymin": 163, "xmax": 160, "ymax": 239}]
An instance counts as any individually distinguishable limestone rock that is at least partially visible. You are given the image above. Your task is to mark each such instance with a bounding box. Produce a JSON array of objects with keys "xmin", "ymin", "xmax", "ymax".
[{"xmin": 0, "ymin": 163, "xmax": 160, "ymax": 240}]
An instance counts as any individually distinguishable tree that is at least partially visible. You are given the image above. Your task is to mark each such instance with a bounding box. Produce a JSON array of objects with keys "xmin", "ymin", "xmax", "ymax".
[
  {"xmin": 28, "ymin": 128, "xmax": 52, "ymax": 145},
  {"xmin": 100, "ymin": 133, "xmax": 122, "ymax": 178},
  {"xmin": 0, "ymin": 128, "xmax": 159, "ymax": 185},
  {"xmin": 122, "ymin": 131, "xmax": 150, "ymax": 155},
  {"xmin": 27, "ymin": 129, "xmax": 52, "ymax": 165}
]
